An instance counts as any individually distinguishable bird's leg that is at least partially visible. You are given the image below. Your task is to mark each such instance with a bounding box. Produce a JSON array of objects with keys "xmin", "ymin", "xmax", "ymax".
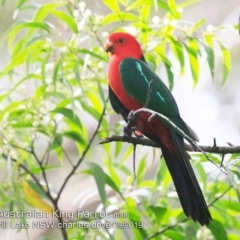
[
  {"xmin": 124, "ymin": 111, "xmax": 137, "ymax": 137},
  {"xmin": 124, "ymin": 111, "xmax": 143, "ymax": 138}
]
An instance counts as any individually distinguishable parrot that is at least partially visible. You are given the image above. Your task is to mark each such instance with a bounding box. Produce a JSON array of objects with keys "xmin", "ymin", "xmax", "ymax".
[{"xmin": 105, "ymin": 32, "xmax": 212, "ymax": 225}]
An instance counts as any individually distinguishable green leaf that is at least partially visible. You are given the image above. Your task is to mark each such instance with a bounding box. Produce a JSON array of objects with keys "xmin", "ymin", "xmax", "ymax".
[
  {"xmin": 16, "ymin": 0, "xmax": 28, "ymax": 9},
  {"xmin": 51, "ymin": 10, "xmax": 78, "ymax": 33},
  {"xmin": 29, "ymin": 166, "xmax": 57, "ymax": 175},
  {"xmin": 127, "ymin": 0, "xmax": 170, "ymax": 12},
  {"xmin": 164, "ymin": 230, "xmax": 184, "ymax": 240},
  {"xmin": 158, "ymin": 51, "xmax": 174, "ymax": 90},
  {"xmin": 149, "ymin": 206, "xmax": 167, "ymax": 223},
  {"xmin": 62, "ymin": 131, "xmax": 86, "ymax": 145},
  {"xmin": 53, "ymin": 58, "xmax": 63, "ymax": 83},
  {"xmin": 203, "ymin": 43, "xmax": 215, "ymax": 78},
  {"xmin": 208, "ymin": 220, "xmax": 228, "ymax": 240},
  {"xmin": 81, "ymin": 102, "xmax": 100, "ymax": 119},
  {"xmin": 115, "ymin": 141, "xmax": 122, "ymax": 158},
  {"xmin": 33, "ymin": 2, "xmax": 65, "ymax": 22},
  {"xmin": 101, "ymin": 12, "xmax": 140, "ymax": 25},
  {"xmin": 179, "ymin": 0, "xmax": 200, "ymax": 8},
  {"xmin": 190, "ymin": 19, "xmax": 206, "ymax": 33},
  {"xmin": 105, "ymin": 174, "xmax": 124, "ymax": 199},
  {"xmin": 77, "ymin": 49, "xmax": 107, "ymax": 62},
  {"xmin": 170, "ymin": 40, "xmax": 185, "ymax": 75},
  {"xmin": 184, "ymin": 41, "xmax": 200, "ymax": 86},
  {"xmin": 49, "ymin": 134, "xmax": 62, "ymax": 150},
  {"xmin": 88, "ymin": 163, "xmax": 106, "ymax": 207},
  {"xmin": 220, "ymin": 44, "xmax": 231, "ymax": 85},
  {"xmin": 2, "ymin": 21, "xmax": 49, "ymax": 51},
  {"xmin": 103, "ymin": 0, "xmax": 120, "ymax": 13},
  {"xmin": 51, "ymin": 107, "xmax": 83, "ymax": 131},
  {"xmin": 136, "ymin": 156, "xmax": 147, "ymax": 185},
  {"xmin": 163, "ymin": 60, "xmax": 174, "ymax": 91}
]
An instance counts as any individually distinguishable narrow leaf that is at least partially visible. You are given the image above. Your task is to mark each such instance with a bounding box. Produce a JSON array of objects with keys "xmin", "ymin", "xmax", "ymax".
[
  {"xmin": 208, "ymin": 220, "xmax": 228, "ymax": 240},
  {"xmin": 88, "ymin": 163, "xmax": 106, "ymax": 207},
  {"xmin": 103, "ymin": 0, "xmax": 120, "ymax": 13},
  {"xmin": 220, "ymin": 44, "xmax": 231, "ymax": 85},
  {"xmin": 51, "ymin": 9, "xmax": 78, "ymax": 33}
]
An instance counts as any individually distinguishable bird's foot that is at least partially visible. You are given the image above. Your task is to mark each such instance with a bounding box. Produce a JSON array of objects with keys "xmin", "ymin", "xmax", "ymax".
[
  {"xmin": 134, "ymin": 130, "xmax": 143, "ymax": 138},
  {"xmin": 123, "ymin": 126, "xmax": 132, "ymax": 138},
  {"xmin": 127, "ymin": 110, "xmax": 136, "ymax": 122},
  {"xmin": 123, "ymin": 126, "xmax": 143, "ymax": 138}
]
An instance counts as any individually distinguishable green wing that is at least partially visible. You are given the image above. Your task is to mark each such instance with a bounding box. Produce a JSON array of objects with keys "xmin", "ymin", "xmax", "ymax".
[{"xmin": 119, "ymin": 58, "xmax": 199, "ymax": 141}]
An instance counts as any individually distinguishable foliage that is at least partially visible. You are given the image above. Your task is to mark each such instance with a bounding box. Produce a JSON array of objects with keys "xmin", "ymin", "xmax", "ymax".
[{"xmin": 0, "ymin": 0, "xmax": 239, "ymax": 240}]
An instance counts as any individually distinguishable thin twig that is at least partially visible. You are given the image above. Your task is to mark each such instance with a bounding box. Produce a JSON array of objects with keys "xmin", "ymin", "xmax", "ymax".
[
  {"xmin": 133, "ymin": 144, "xmax": 136, "ymax": 179},
  {"xmin": 144, "ymin": 80, "xmax": 153, "ymax": 108},
  {"xmin": 9, "ymin": 157, "xmax": 46, "ymax": 194},
  {"xmin": 220, "ymin": 154, "xmax": 225, "ymax": 168},
  {"xmin": 55, "ymin": 99, "xmax": 108, "ymax": 204},
  {"xmin": 31, "ymin": 142, "xmax": 51, "ymax": 198}
]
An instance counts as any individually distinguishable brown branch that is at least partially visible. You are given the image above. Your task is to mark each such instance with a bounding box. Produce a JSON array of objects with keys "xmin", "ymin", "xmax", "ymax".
[{"xmin": 100, "ymin": 135, "xmax": 240, "ymax": 154}]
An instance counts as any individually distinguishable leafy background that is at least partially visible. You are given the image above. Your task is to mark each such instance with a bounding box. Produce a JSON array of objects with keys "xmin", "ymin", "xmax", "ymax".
[{"xmin": 0, "ymin": 0, "xmax": 239, "ymax": 239}]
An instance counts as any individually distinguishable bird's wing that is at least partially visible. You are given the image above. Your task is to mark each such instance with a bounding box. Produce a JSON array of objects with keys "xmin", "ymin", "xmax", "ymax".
[{"xmin": 119, "ymin": 57, "xmax": 199, "ymax": 142}]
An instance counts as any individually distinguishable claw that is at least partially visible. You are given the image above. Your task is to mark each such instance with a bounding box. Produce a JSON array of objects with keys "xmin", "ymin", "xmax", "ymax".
[
  {"xmin": 123, "ymin": 126, "xmax": 132, "ymax": 137},
  {"xmin": 127, "ymin": 110, "xmax": 136, "ymax": 121}
]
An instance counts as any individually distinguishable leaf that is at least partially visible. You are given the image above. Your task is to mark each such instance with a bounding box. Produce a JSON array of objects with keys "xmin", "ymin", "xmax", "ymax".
[
  {"xmin": 149, "ymin": 206, "xmax": 167, "ymax": 223},
  {"xmin": 163, "ymin": 60, "xmax": 174, "ymax": 91},
  {"xmin": 101, "ymin": 12, "xmax": 140, "ymax": 25},
  {"xmin": 88, "ymin": 163, "xmax": 106, "ymax": 207},
  {"xmin": 184, "ymin": 41, "xmax": 200, "ymax": 86},
  {"xmin": 105, "ymin": 174, "xmax": 124, "ymax": 199},
  {"xmin": 62, "ymin": 131, "xmax": 86, "ymax": 145},
  {"xmin": 203, "ymin": 43, "xmax": 215, "ymax": 78},
  {"xmin": 2, "ymin": 21, "xmax": 49, "ymax": 51},
  {"xmin": 29, "ymin": 166, "xmax": 57, "ymax": 174},
  {"xmin": 136, "ymin": 156, "xmax": 147, "ymax": 185},
  {"xmin": 22, "ymin": 180, "xmax": 53, "ymax": 214},
  {"xmin": 208, "ymin": 220, "xmax": 228, "ymax": 240},
  {"xmin": 190, "ymin": 19, "xmax": 206, "ymax": 33},
  {"xmin": 114, "ymin": 141, "xmax": 122, "ymax": 158},
  {"xmin": 127, "ymin": 0, "xmax": 170, "ymax": 12},
  {"xmin": 16, "ymin": 0, "xmax": 28, "ymax": 9},
  {"xmin": 33, "ymin": 2, "xmax": 65, "ymax": 22},
  {"xmin": 179, "ymin": 0, "xmax": 200, "ymax": 8},
  {"xmin": 158, "ymin": 51, "xmax": 174, "ymax": 90},
  {"xmin": 53, "ymin": 58, "xmax": 63, "ymax": 83},
  {"xmin": 77, "ymin": 49, "xmax": 107, "ymax": 62},
  {"xmin": 51, "ymin": 107, "xmax": 83, "ymax": 131},
  {"xmin": 103, "ymin": 0, "xmax": 120, "ymax": 13},
  {"xmin": 220, "ymin": 44, "xmax": 231, "ymax": 85},
  {"xmin": 51, "ymin": 9, "xmax": 78, "ymax": 33},
  {"xmin": 164, "ymin": 230, "xmax": 185, "ymax": 240},
  {"xmin": 170, "ymin": 40, "xmax": 185, "ymax": 75},
  {"xmin": 49, "ymin": 133, "xmax": 62, "ymax": 150}
]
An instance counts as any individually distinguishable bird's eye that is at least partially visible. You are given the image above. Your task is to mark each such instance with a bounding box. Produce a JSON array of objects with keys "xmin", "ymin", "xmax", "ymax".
[{"xmin": 119, "ymin": 38, "xmax": 125, "ymax": 43}]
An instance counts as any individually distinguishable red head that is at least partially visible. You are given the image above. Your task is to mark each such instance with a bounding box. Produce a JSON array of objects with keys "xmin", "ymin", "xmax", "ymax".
[{"xmin": 105, "ymin": 32, "xmax": 143, "ymax": 59}]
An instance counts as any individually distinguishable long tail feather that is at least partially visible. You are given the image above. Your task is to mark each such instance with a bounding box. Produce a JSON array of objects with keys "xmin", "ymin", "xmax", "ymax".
[{"xmin": 150, "ymin": 131, "xmax": 212, "ymax": 225}]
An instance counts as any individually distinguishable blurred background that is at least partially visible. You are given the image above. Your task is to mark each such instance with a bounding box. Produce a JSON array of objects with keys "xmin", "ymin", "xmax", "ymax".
[{"xmin": 0, "ymin": 0, "xmax": 239, "ymax": 239}]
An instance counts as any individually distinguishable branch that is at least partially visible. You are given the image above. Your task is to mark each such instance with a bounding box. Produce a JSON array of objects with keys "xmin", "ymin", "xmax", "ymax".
[
  {"xmin": 55, "ymin": 99, "xmax": 108, "ymax": 204},
  {"xmin": 100, "ymin": 135, "xmax": 240, "ymax": 154}
]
